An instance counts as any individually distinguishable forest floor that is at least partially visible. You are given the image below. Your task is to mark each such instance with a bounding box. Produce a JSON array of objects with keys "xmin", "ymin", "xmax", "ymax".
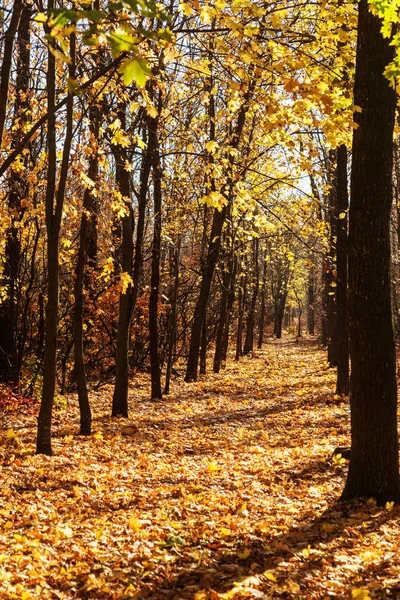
[{"xmin": 1, "ymin": 337, "xmax": 400, "ymax": 600}]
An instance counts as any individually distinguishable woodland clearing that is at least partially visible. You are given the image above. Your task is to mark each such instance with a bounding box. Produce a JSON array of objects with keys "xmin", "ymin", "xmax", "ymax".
[{"xmin": 1, "ymin": 337, "xmax": 399, "ymax": 600}]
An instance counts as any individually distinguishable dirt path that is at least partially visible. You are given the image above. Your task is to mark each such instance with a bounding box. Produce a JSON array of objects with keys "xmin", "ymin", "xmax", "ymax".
[{"xmin": 1, "ymin": 337, "xmax": 399, "ymax": 599}]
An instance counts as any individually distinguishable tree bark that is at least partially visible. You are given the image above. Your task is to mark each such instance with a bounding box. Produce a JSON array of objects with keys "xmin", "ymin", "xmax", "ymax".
[
  {"xmin": 341, "ymin": 0, "xmax": 400, "ymax": 503},
  {"xmin": 149, "ymin": 112, "xmax": 162, "ymax": 400},
  {"xmin": 37, "ymin": 19, "xmax": 74, "ymax": 455},
  {"xmin": 0, "ymin": 0, "xmax": 23, "ymax": 147},
  {"xmin": 73, "ymin": 104, "xmax": 99, "ymax": 435},
  {"xmin": 111, "ymin": 104, "xmax": 134, "ymax": 417},
  {"xmin": 0, "ymin": 3, "xmax": 31, "ymax": 384},
  {"xmin": 244, "ymin": 238, "xmax": 259, "ymax": 355},
  {"xmin": 335, "ymin": 144, "xmax": 349, "ymax": 395}
]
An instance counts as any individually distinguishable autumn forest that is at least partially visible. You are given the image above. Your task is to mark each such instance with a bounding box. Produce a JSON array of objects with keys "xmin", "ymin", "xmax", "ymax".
[{"xmin": 1, "ymin": 0, "xmax": 400, "ymax": 597}]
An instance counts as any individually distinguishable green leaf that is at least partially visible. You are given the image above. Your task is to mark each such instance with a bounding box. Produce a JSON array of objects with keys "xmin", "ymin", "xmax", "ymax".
[
  {"xmin": 119, "ymin": 57, "xmax": 151, "ymax": 87},
  {"xmin": 109, "ymin": 31, "xmax": 139, "ymax": 56}
]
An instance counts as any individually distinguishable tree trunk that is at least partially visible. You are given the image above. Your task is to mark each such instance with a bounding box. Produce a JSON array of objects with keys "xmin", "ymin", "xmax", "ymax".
[
  {"xmin": 164, "ymin": 239, "xmax": 180, "ymax": 394},
  {"xmin": 307, "ymin": 264, "xmax": 315, "ymax": 335},
  {"xmin": 0, "ymin": 3, "xmax": 31, "ymax": 384},
  {"xmin": 73, "ymin": 104, "xmax": 99, "ymax": 434},
  {"xmin": 149, "ymin": 112, "xmax": 162, "ymax": 400},
  {"xmin": 244, "ymin": 238, "xmax": 259, "ymax": 355},
  {"xmin": 335, "ymin": 144, "xmax": 349, "ymax": 395},
  {"xmin": 221, "ymin": 256, "xmax": 237, "ymax": 363},
  {"xmin": 214, "ymin": 264, "xmax": 230, "ymax": 373},
  {"xmin": 0, "ymin": 0, "xmax": 23, "ymax": 147},
  {"xmin": 327, "ymin": 154, "xmax": 338, "ymax": 366},
  {"xmin": 198, "ymin": 315, "xmax": 206, "ymax": 374},
  {"xmin": 258, "ymin": 258, "xmax": 267, "ymax": 348},
  {"xmin": 341, "ymin": 0, "xmax": 400, "ymax": 503},
  {"xmin": 235, "ymin": 275, "xmax": 246, "ymax": 361},
  {"xmin": 112, "ymin": 104, "xmax": 134, "ymax": 417},
  {"xmin": 37, "ymin": 20, "xmax": 74, "ymax": 455}
]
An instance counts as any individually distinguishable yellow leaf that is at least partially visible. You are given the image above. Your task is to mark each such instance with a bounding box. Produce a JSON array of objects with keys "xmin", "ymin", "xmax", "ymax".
[
  {"xmin": 179, "ymin": 2, "xmax": 193, "ymax": 15},
  {"xmin": 119, "ymin": 272, "xmax": 133, "ymax": 295},
  {"xmin": 351, "ymin": 588, "xmax": 371, "ymax": 600},
  {"xmin": 238, "ymin": 548, "xmax": 250, "ymax": 559},
  {"xmin": 264, "ymin": 571, "xmax": 277, "ymax": 582},
  {"xmin": 220, "ymin": 527, "xmax": 232, "ymax": 536},
  {"xmin": 205, "ymin": 140, "xmax": 219, "ymax": 154},
  {"xmin": 34, "ymin": 12, "xmax": 47, "ymax": 23},
  {"xmin": 201, "ymin": 192, "xmax": 228, "ymax": 210},
  {"xmin": 128, "ymin": 515, "xmax": 142, "ymax": 531},
  {"xmin": 145, "ymin": 103, "xmax": 158, "ymax": 119},
  {"xmin": 93, "ymin": 431, "xmax": 103, "ymax": 440},
  {"xmin": 385, "ymin": 501, "xmax": 394, "ymax": 510},
  {"xmin": 6, "ymin": 429, "xmax": 16, "ymax": 439},
  {"xmin": 207, "ymin": 461, "xmax": 221, "ymax": 472}
]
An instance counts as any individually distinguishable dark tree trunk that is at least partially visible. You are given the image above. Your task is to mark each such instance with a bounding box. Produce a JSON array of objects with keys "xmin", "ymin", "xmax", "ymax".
[
  {"xmin": 164, "ymin": 239, "xmax": 180, "ymax": 394},
  {"xmin": 307, "ymin": 264, "xmax": 315, "ymax": 335},
  {"xmin": 341, "ymin": 0, "xmax": 400, "ymax": 503},
  {"xmin": 73, "ymin": 104, "xmax": 99, "ymax": 435},
  {"xmin": 112, "ymin": 104, "xmax": 134, "ymax": 417},
  {"xmin": 235, "ymin": 275, "xmax": 246, "ymax": 361},
  {"xmin": 321, "ymin": 262, "xmax": 328, "ymax": 347},
  {"xmin": 335, "ymin": 144, "xmax": 349, "ymax": 395},
  {"xmin": 37, "ymin": 21, "xmax": 74, "ymax": 455},
  {"xmin": 221, "ymin": 256, "xmax": 237, "ymax": 363},
  {"xmin": 258, "ymin": 258, "xmax": 267, "ymax": 348},
  {"xmin": 199, "ymin": 314, "xmax": 207, "ymax": 375},
  {"xmin": 149, "ymin": 113, "xmax": 162, "ymax": 400},
  {"xmin": 0, "ymin": 3, "xmax": 31, "ymax": 384},
  {"xmin": 244, "ymin": 238, "xmax": 259, "ymax": 355},
  {"xmin": 214, "ymin": 263, "xmax": 230, "ymax": 373},
  {"xmin": 327, "ymin": 155, "xmax": 338, "ymax": 366},
  {"xmin": 274, "ymin": 291, "xmax": 287, "ymax": 340},
  {"xmin": 297, "ymin": 305, "xmax": 302, "ymax": 338},
  {"xmin": 0, "ymin": 0, "xmax": 22, "ymax": 146},
  {"xmin": 185, "ymin": 205, "xmax": 228, "ymax": 381}
]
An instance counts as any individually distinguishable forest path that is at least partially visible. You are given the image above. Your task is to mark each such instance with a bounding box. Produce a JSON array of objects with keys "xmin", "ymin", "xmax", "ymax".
[{"xmin": 1, "ymin": 337, "xmax": 400, "ymax": 599}]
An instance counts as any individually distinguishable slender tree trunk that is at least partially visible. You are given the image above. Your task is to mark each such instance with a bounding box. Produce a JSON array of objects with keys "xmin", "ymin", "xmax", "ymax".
[
  {"xmin": 335, "ymin": 144, "xmax": 349, "ymax": 395},
  {"xmin": 307, "ymin": 265, "xmax": 315, "ymax": 335},
  {"xmin": 341, "ymin": 0, "xmax": 400, "ymax": 503},
  {"xmin": 73, "ymin": 105, "xmax": 99, "ymax": 434},
  {"xmin": 0, "ymin": 0, "xmax": 23, "ymax": 147},
  {"xmin": 37, "ymin": 21, "xmax": 74, "ymax": 455},
  {"xmin": 164, "ymin": 239, "xmax": 180, "ymax": 394},
  {"xmin": 297, "ymin": 305, "xmax": 302, "ymax": 338},
  {"xmin": 214, "ymin": 263, "xmax": 229, "ymax": 373},
  {"xmin": 244, "ymin": 238, "xmax": 259, "ymax": 355},
  {"xmin": 199, "ymin": 314, "xmax": 207, "ymax": 375},
  {"xmin": 327, "ymin": 154, "xmax": 338, "ymax": 365},
  {"xmin": 321, "ymin": 261, "xmax": 328, "ymax": 347},
  {"xmin": 112, "ymin": 104, "xmax": 134, "ymax": 417},
  {"xmin": 235, "ymin": 275, "xmax": 246, "ymax": 361},
  {"xmin": 149, "ymin": 112, "xmax": 162, "ymax": 400},
  {"xmin": 221, "ymin": 256, "xmax": 237, "ymax": 363},
  {"xmin": 258, "ymin": 258, "xmax": 267, "ymax": 348},
  {"xmin": 0, "ymin": 3, "xmax": 31, "ymax": 384},
  {"xmin": 274, "ymin": 289, "xmax": 287, "ymax": 340}
]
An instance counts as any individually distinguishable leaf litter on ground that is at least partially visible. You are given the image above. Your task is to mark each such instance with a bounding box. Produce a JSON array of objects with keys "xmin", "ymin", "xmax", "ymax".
[{"xmin": 1, "ymin": 336, "xmax": 400, "ymax": 599}]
